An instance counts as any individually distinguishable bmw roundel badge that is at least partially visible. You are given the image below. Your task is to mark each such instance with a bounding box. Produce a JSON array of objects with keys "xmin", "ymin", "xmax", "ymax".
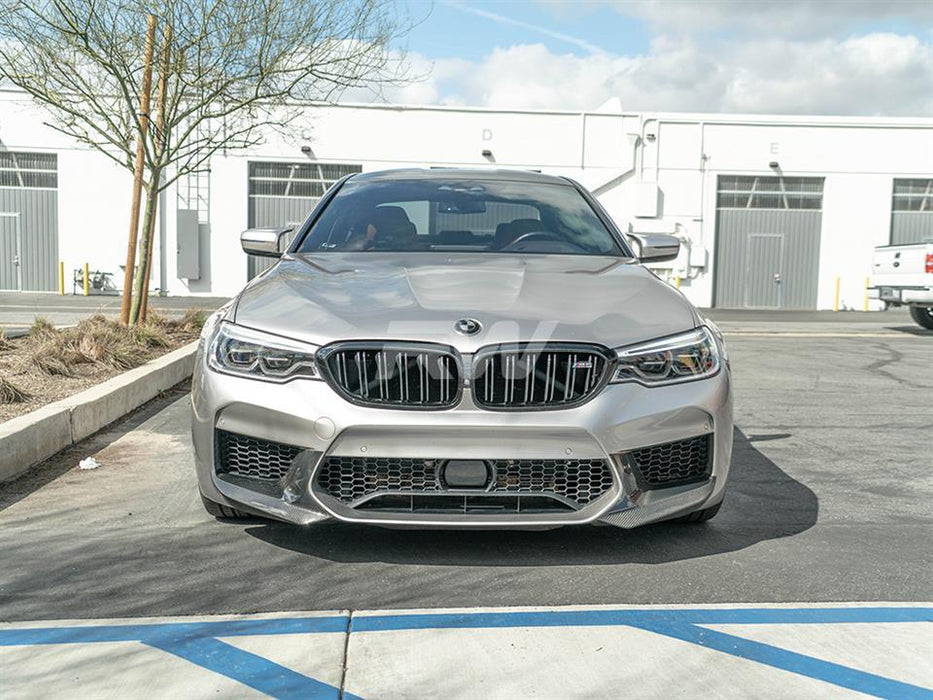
[{"xmin": 455, "ymin": 318, "xmax": 482, "ymax": 335}]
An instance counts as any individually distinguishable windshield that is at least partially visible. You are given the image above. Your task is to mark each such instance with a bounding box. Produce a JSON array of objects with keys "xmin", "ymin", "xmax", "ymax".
[{"xmin": 296, "ymin": 178, "xmax": 626, "ymax": 256}]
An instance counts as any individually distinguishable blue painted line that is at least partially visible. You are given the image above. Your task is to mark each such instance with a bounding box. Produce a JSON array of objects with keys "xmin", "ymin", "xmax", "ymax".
[
  {"xmin": 146, "ymin": 636, "xmax": 342, "ymax": 700},
  {"xmin": 0, "ymin": 615, "xmax": 348, "ymax": 647},
  {"xmin": 2, "ymin": 606, "xmax": 931, "ymax": 699},
  {"xmin": 637, "ymin": 622, "xmax": 933, "ymax": 700},
  {"xmin": 351, "ymin": 606, "xmax": 933, "ymax": 633}
]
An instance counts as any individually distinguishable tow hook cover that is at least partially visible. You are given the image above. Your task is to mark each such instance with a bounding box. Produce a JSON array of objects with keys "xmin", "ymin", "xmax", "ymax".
[{"xmin": 443, "ymin": 460, "xmax": 490, "ymax": 488}]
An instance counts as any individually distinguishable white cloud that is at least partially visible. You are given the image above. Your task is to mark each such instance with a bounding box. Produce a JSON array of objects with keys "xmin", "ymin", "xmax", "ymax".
[{"xmin": 349, "ymin": 31, "xmax": 932, "ymax": 116}]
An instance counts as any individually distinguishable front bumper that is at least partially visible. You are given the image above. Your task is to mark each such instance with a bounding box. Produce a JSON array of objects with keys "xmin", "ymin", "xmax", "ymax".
[{"xmin": 191, "ymin": 347, "xmax": 733, "ymax": 529}]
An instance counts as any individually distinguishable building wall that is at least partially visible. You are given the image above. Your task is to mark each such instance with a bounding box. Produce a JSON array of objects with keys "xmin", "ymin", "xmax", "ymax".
[{"xmin": 1, "ymin": 90, "xmax": 931, "ymax": 309}]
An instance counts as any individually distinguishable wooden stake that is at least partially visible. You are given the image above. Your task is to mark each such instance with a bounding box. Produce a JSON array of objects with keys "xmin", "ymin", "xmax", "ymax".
[
  {"xmin": 139, "ymin": 23, "xmax": 172, "ymax": 323},
  {"xmin": 120, "ymin": 14, "xmax": 157, "ymax": 326}
]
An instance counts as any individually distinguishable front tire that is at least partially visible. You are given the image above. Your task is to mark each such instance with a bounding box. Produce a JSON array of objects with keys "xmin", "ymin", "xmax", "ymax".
[
  {"xmin": 200, "ymin": 493, "xmax": 252, "ymax": 520},
  {"xmin": 676, "ymin": 500, "xmax": 722, "ymax": 523},
  {"xmin": 909, "ymin": 306, "xmax": 933, "ymax": 330}
]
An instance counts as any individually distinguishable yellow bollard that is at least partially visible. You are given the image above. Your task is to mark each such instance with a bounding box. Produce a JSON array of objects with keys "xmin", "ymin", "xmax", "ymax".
[
  {"xmin": 864, "ymin": 276, "xmax": 870, "ymax": 312},
  {"xmin": 833, "ymin": 277, "xmax": 840, "ymax": 312},
  {"xmin": 83, "ymin": 263, "xmax": 90, "ymax": 296},
  {"xmin": 674, "ymin": 276, "xmax": 681, "ymax": 289},
  {"xmin": 58, "ymin": 261, "xmax": 64, "ymax": 295}
]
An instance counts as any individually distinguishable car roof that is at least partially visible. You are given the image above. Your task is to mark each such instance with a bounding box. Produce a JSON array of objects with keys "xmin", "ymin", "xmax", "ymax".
[{"xmin": 349, "ymin": 168, "xmax": 573, "ymax": 186}]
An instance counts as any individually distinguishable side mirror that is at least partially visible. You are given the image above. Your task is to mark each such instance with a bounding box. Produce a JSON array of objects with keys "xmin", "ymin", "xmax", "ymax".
[
  {"xmin": 240, "ymin": 227, "xmax": 294, "ymax": 258},
  {"xmin": 627, "ymin": 233, "xmax": 680, "ymax": 263}
]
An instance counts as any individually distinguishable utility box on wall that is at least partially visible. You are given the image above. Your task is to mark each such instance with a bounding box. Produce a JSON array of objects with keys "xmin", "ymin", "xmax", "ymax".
[
  {"xmin": 176, "ymin": 209, "xmax": 200, "ymax": 279},
  {"xmin": 634, "ymin": 182, "xmax": 661, "ymax": 218}
]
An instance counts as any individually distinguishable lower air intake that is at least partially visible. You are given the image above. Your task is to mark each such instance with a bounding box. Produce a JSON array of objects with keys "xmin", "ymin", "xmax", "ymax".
[
  {"xmin": 626, "ymin": 434, "xmax": 712, "ymax": 489},
  {"xmin": 216, "ymin": 430, "xmax": 303, "ymax": 480},
  {"xmin": 315, "ymin": 456, "xmax": 614, "ymax": 509}
]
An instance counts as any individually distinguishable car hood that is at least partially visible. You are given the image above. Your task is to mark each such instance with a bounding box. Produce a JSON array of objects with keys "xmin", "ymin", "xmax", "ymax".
[{"xmin": 233, "ymin": 253, "xmax": 699, "ymax": 351}]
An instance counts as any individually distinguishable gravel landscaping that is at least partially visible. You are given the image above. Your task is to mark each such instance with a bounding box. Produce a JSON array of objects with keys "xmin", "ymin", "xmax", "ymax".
[{"xmin": 0, "ymin": 310, "xmax": 205, "ymax": 422}]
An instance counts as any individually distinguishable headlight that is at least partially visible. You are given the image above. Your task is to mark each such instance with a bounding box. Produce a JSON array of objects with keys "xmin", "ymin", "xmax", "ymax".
[
  {"xmin": 612, "ymin": 326, "xmax": 721, "ymax": 386},
  {"xmin": 208, "ymin": 322, "xmax": 321, "ymax": 382}
]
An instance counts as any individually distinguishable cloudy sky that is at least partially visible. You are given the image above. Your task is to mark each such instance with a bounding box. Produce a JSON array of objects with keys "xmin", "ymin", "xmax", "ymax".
[{"xmin": 351, "ymin": 0, "xmax": 933, "ymax": 116}]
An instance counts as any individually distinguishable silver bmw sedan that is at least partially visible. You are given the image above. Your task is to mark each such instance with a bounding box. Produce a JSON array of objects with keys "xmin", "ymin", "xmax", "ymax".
[{"xmin": 191, "ymin": 168, "xmax": 733, "ymax": 529}]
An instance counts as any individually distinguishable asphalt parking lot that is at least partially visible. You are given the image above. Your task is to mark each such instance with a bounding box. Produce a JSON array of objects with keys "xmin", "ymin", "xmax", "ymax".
[{"xmin": 1, "ymin": 312, "xmax": 931, "ymax": 620}]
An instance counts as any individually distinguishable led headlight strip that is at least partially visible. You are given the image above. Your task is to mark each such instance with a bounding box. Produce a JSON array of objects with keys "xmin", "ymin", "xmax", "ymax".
[
  {"xmin": 208, "ymin": 322, "xmax": 321, "ymax": 382},
  {"xmin": 612, "ymin": 326, "xmax": 721, "ymax": 386}
]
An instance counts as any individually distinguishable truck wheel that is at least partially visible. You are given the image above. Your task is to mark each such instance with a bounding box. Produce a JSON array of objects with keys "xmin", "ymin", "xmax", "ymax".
[
  {"xmin": 909, "ymin": 306, "xmax": 933, "ymax": 330},
  {"xmin": 676, "ymin": 500, "xmax": 722, "ymax": 524},
  {"xmin": 200, "ymin": 493, "xmax": 252, "ymax": 520}
]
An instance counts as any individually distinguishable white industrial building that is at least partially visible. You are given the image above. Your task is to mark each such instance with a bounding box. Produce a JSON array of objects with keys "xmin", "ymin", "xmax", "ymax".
[{"xmin": 0, "ymin": 87, "xmax": 931, "ymax": 310}]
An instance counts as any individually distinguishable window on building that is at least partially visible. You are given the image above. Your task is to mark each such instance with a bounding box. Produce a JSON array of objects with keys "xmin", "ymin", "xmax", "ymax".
[
  {"xmin": 0, "ymin": 151, "xmax": 57, "ymax": 189},
  {"xmin": 890, "ymin": 179, "xmax": 933, "ymax": 245},
  {"xmin": 892, "ymin": 179, "xmax": 933, "ymax": 212},
  {"xmin": 248, "ymin": 162, "xmax": 361, "ymax": 198},
  {"xmin": 717, "ymin": 175, "xmax": 824, "ymax": 210}
]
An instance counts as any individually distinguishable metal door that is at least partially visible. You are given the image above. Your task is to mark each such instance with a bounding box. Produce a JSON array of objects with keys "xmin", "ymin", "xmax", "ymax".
[
  {"xmin": 745, "ymin": 234, "xmax": 783, "ymax": 308},
  {"xmin": 713, "ymin": 175, "xmax": 824, "ymax": 309},
  {"xmin": 0, "ymin": 213, "xmax": 21, "ymax": 291}
]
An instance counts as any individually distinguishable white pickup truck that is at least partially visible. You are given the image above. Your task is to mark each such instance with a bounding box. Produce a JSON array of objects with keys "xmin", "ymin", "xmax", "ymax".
[{"xmin": 870, "ymin": 242, "xmax": 933, "ymax": 329}]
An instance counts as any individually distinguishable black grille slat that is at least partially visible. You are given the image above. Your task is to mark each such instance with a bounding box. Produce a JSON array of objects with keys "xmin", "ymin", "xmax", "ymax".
[
  {"xmin": 628, "ymin": 434, "xmax": 712, "ymax": 489},
  {"xmin": 217, "ymin": 431, "xmax": 303, "ymax": 480},
  {"xmin": 320, "ymin": 343, "xmax": 459, "ymax": 409},
  {"xmin": 316, "ymin": 456, "xmax": 614, "ymax": 508},
  {"xmin": 473, "ymin": 344, "xmax": 612, "ymax": 410}
]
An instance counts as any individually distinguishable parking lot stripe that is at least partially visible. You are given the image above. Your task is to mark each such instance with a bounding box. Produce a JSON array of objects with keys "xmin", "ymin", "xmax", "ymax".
[
  {"xmin": 146, "ymin": 635, "xmax": 344, "ymax": 699},
  {"xmin": 2, "ymin": 605, "xmax": 930, "ymax": 699},
  {"xmin": 637, "ymin": 621, "xmax": 931, "ymax": 700}
]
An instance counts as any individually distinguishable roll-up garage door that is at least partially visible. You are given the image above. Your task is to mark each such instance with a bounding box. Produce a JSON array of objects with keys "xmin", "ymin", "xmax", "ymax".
[
  {"xmin": 890, "ymin": 179, "xmax": 933, "ymax": 245},
  {"xmin": 247, "ymin": 162, "xmax": 361, "ymax": 279},
  {"xmin": 0, "ymin": 152, "xmax": 58, "ymax": 291},
  {"xmin": 713, "ymin": 175, "xmax": 824, "ymax": 309}
]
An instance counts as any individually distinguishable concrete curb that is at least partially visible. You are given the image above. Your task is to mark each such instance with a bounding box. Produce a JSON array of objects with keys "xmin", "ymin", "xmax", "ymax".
[{"xmin": 0, "ymin": 341, "xmax": 198, "ymax": 482}]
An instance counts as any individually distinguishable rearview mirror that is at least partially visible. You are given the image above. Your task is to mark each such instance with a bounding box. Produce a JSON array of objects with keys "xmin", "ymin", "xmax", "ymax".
[
  {"xmin": 627, "ymin": 233, "xmax": 680, "ymax": 263},
  {"xmin": 240, "ymin": 227, "xmax": 294, "ymax": 258}
]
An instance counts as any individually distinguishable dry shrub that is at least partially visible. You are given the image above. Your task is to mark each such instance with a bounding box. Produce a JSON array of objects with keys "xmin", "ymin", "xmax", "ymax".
[
  {"xmin": 145, "ymin": 309, "xmax": 169, "ymax": 327},
  {"xmin": 169, "ymin": 308, "xmax": 208, "ymax": 333},
  {"xmin": 32, "ymin": 347, "xmax": 75, "ymax": 376},
  {"xmin": 0, "ymin": 376, "xmax": 30, "ymax": 404},
  {"xmin": 28, "ymin": 309, "xmax": 201, "ymax": 378},
  {"xmin": 108, "ymin": 341, "xmax": 149, "ymax": 370},
  {"xmin": 32, "ymin": 315, "xmax": 153, "ymax": 375},
  {"xmin": 29, "ymin": 317, "xmax": 56, "ymax": 339},
  {"xmin": 0, "ymin": 332, "xmax": 13, "ymax": 353},
  {"xmin": 132, "ymin": 323, "xmax": 171, "ymax": 348}
]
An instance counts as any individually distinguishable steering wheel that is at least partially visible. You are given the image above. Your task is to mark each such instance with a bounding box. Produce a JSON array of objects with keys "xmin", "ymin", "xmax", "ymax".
[
  {"xmin": 502, "ymin": 230, "xmax": 585, "ymax": 252},
  {"xmin": 503, "ymin": 231, "xmax": 562, "ymax": 248}
]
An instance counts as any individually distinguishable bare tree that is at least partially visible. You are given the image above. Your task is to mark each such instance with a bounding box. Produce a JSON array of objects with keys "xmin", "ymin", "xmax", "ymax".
[{"xmin": 0, "ymin": 0, "xmax": 413, "ymax": 323}]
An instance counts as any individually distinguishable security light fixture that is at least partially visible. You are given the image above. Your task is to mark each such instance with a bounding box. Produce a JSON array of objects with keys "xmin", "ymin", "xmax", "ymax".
[
  {"xmin": 769, "ymin": 161, "xmax": 780, "ymax": 170},
  {"xmin": 481, "ymin": 149, "xmax": 493, "ymax": 157},
  {"xmin": 300, "ymin": 145, "xmax": 312, "ymax": 154}
]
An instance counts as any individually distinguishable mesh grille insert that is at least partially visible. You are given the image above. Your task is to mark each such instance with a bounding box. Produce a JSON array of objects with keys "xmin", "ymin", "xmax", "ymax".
[
  {"xmin": 491, "ymin": 459, "xmax": 613, "ymax": 505},
  {"xmin": 316, "ymin": 456, "xmax": 614, "ymax": 508},
  {"xmin": 628, "ymin": 434, "xmax": 712, "ymax": 489},
  {"xmin": 216, "ymin": 430, "xmax": 303, "ymax": 480}
]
